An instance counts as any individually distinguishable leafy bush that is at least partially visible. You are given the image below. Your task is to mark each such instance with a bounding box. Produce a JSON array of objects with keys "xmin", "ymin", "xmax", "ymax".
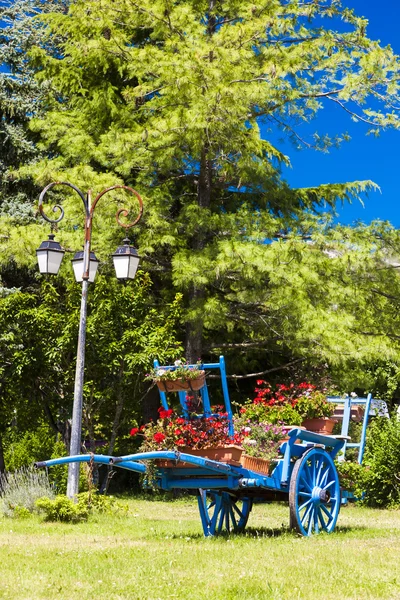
[
  {"xmin": 0, "ymin": 467, "xmax": 55, "ymax": 517},
  {"xmin": 335, "ymin": 461, "xmax": 370, "ymax": 499},
  {"xmin": 4, "ymin": 425, "xmax": 57, "ymax": 471},
  {"xmin": 35, "ymin": 492, "xmax": 126, "ymax": 522},
  {"xmin": 362, "ymin": 416, "xmax": 400, "ymax": 507},
  {"xmin": 35, "ymin": 495, "xmax": 89, "ymax": 523}
]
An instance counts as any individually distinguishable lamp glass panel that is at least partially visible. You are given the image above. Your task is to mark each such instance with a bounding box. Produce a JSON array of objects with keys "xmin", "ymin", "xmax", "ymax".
[
  {"xmin": 72, "ymin": 258, "xmax": 84, "ymax": 283},
  {"xmin": 113, "ymin": 255, "xmax": 129, "ymax": 279},
  {"xmin": 88, "ymin": 260, "xmax": 99, "ymax": 283},
  {"xmin": 127, "ymin": 255, "xmax": 140, "ymax": 280},
  {"xmin": 48, "ymin": 250, "xmax": 64, "ymax": 275}
]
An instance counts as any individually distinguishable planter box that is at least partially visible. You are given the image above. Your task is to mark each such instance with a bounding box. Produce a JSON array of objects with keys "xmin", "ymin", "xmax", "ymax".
[
  {"xmin": 301, "ymin": 417, "xmax": 336, "ymax": 435},
  {"xmin": 240, "ymin": 454, "xmax": 270, "ymax": 475},
  {"xmin": 156, "ymin": 445, "xmax": 243, "ymax": 468},
  {"xmin": 156, "ymin": 371, "xmax": 206, "ymax": 393}
]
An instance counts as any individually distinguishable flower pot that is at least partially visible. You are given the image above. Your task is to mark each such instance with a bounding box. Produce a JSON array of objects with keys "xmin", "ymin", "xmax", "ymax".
[
  {"xmin": 240, "ymin": 454, "xmax": 270, "ymax": 475},
  {"xmin": 156, "ymin": 371, "xmax": 206, "ymax": 393},
  {"xmin": 156, "ymin": 445, "xmax": 242, "ymax": 468},
  {"xmin": 301, "ymin": 417, "xmax": 336, "ymax": 435}
]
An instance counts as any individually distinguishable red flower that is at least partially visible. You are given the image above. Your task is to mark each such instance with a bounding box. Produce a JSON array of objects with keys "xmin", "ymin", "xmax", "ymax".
[
  {"xmin": 176, "ymin": 438, "xmax": 185, "ymax": 446},
  {"xmin": 153, "ymin": 432, "xmax": 166, "ymax": 443},
  {"xmin": 174, "ymin": 428, "xmax": 182, "ymax": 435},
  {"xmin": 159, "ymin": 408, "xmax": 173, "ymax": 419},
  {"xmin": 176, "ymin": 417, "xmax": 185, "ymax": 425},
  {"xmin": 130, "ymin": 427, "xmax": 139, "ymax": 436}
]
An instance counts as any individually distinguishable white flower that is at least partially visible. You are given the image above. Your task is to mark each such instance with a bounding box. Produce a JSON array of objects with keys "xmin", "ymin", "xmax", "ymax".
[
  {"xmin": 350, "ymin": 392, "xmax": 358, "ymax": 398},
  {"xmin": 157, "ymin": 369, "xmax": 166, "ymax": 376},
  {"xmin": 174, "ymin": 360, "xmax": 182, "ymax": 366},
  {"xmin": 243, "ymin": 427, "xmax": 251, "ymax": 434}
]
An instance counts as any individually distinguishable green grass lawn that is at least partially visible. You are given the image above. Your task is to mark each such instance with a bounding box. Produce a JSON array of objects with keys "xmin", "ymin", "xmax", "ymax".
[{"xmin": 0, "ymin": 496, "xmax": 400, "ymax": 600}]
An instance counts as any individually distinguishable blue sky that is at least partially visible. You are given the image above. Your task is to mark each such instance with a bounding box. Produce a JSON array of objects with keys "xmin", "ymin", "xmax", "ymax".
[{"xmin": 267, "ymin": 0, "xmax": 400, "ymax": 227}]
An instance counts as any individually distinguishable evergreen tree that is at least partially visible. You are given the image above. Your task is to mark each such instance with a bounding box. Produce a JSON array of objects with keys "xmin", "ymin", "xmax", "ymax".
[
  {"xmin": 0, "ymin": 0, "xmax": 67, "ymax": 222},
  {"xmin": 23, "ymin": 0, "xmax": 400, "ymax": 364}
]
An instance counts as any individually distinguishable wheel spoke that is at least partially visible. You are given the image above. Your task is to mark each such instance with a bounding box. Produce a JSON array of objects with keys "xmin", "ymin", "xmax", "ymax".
[
  {"xmin": 307, "ymin": 507, "xmax": 315, "ymax": 535},
  {"xmin": 317, "ymin": 507, "xmax": 328, "ymax": 531},
  {"xmin": 320, "ymin": 503, "xmax": 334, "ymax": 524},
  {"xmin": 232, "ymin": 502, "xmax": 244, "ymax": 519},
  {"xmin": 229, "ymin": 506, "xmax": 238, "ymax": 530},
  {"xmin": 299, "ymin": 497, "xmax": 313, "ymax": 512},
  {"xmin": 299, "ymin": 475, "xmax": 313, "ymax": 493},
  {"xmin": 316, "ymin": 460, "xmax": 325, "ymax": 486},
  {"xmin": 323, "ymin": 479, "xmax": 336, "ymax": 491},
  {"xmin": 313, "ymin": 506, "xmax": 320, "ymax": 533}
]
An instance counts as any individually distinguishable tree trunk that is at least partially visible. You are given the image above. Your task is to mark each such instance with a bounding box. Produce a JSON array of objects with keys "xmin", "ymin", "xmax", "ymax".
[
  {"xmin": 185, "ymin": 146, "xmax": 212, "ymax": 362},
  {"xmin": 185, "ymin": 4, "xmax": 216, "ymax": 361},
  {"xmin": 100, "ymin": 362, "xmax": 125, "ymax": 494},
  {"xmin": 0, "ymin": 434, "xmax": 5, "ymax": 475}
]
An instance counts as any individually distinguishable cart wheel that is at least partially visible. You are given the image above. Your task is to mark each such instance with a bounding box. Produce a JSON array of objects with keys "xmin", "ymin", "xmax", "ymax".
[
  {"xmin": 289, "ymin": 447, "xmax": 340, "ymax": 536},
  {"xmin": 197, "ymin": 490, "xmax": 253, "ymax": 536}
]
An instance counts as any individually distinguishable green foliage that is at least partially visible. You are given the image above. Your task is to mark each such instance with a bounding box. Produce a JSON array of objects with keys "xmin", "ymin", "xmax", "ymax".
[
  {"xmin": 238, "ymin": 423, "xmax": 286, "ymax": 461},
  {"xmin": 363, "ymin": 416, "xmax": 400, "ymax": 507},
  {"xmin": 35, "ymin": 491, "xmax": 126, "ymax": 522},
  {"xmin": 35, "ymin": 495, "xmax": 89, "ymax": 523},
  {"xmin": 0, "ymin": 467, "xmax": 55, "ymax": 517},
  {"xmin": 295, "ymin": 392, "xmax": 335, "ymax": 420},
  {"xmin": 18, "ymin": 0, "xmax": 400, "ymax": 368},
  {"xmin": 3, "ymin": 425, "xmax": 57, "ymax": 471},
  {"xmin": 238, "ymin": 401, "xmax": 303, "ymax": 426},
  {"xmin": 0, "ymin": 0, "xmax": 68, "ymax": 222},
  {"xmin": 147, "ymin": 360, "xmax": 204, "ymax": 382},
  {"xmin": 335, "ymin": 461, "xmax": 370, "ymax": 499}
]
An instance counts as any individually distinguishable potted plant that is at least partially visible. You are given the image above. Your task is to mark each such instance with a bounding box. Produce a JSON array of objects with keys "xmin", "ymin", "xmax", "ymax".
[
  {"xmin": 146, "ymin": 360, "xmax": 206, "ymax": 393},
  {"xmin": 131, "ymin": 407, "xmax": 243, "ymax": 466},
  {"xmin": 294, "ymin": 390, "xmax": 336, "ymax": 434},
  {"xmin": 236, "ymin": 422, "xmax": 287, "ymax": 475}
]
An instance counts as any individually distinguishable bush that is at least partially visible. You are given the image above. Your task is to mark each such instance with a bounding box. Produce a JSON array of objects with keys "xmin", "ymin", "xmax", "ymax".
[
  {"xmin": 4, "ymin": 425, "xmax": 57, "ymax": 471},
  {"xmin": 335, "ymin": 461, "xmax": 370, "ymax": 499},
  {"xmin": 363, "ymin": 416, "xmax": 400, "ymax": 507},
  {"xmin": 0, "ymin": 467, "xmax": 55, "ymax": 517},
  {"xmin": 35, "ymin": 492, "xmax": 126, "ymax": 522},
  {"xmin": 35, "ymin": 495, "xmax": 89, "ymax": 523}
]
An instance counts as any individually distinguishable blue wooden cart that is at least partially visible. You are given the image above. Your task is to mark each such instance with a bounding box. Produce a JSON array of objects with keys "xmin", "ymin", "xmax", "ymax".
[{"xmin": 36, "ymin": 357, "xmax": 375, "ymax": 537}]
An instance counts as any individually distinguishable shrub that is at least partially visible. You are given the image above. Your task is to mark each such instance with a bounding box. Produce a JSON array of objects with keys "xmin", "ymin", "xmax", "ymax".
[
  {"xmin": 36, "ymin": 495, "xmax": 89, "ymax": 523},
  {"xmin": 4, "ymin": 425, "xmax": 57, "ymax": 471},
  {"xmin": 35, "ymin": 492, "xmax": 126, "ymax": 522},
  {"xmin": 362, "ymin": 416, "xmax": 400, "ymax": 507},
  {"xmin": 0, "ymin": 467, "xmax": 55, "ymax": 517},
  {"xmin": 335, "ymin": 460, "xmax": 371, "ymax": 499}
]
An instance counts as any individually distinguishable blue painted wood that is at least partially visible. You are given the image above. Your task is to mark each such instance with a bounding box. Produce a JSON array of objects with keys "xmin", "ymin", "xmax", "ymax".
[
  {"xmin": 358, "ymin": 393, "xmax": 372, "ymax": 464},
  {"xmin": 289, "ymin": 447, "xmax": 341, "ymax": 536},
  {"xmin": 154, "ymin": 355, "xmax": 235, "ymax": 436},
  {"xmin": 197, "ymin": 490, "xmax": 252, "ymax": 536},
  {"xmin": 153, "ymin": 359, "xmax": 169, "ymax": 410},
  {"xmin": 200, "ymin": 383, "xmax": 212, "ymax": 417}
]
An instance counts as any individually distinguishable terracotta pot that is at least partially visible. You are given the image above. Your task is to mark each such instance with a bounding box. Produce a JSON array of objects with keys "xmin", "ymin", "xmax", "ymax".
[
  {"xmin": 301, "ymin": 417, "xmax": 336, "ymax": 435},
  {"xmin": 240, "ymin": 454, "xmax": 270, "ymax": 475},
  {"xmin": 156, "ymin": 371, "xmax": 205, "ymax": 393},
  {"xmin": 156, "ymin": 445, "xmax": 243, "ymax": 468}
]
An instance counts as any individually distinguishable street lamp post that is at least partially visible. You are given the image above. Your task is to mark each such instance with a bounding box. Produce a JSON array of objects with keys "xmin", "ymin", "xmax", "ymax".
[{"xmin": 36, "ymin": 181, "xmax": 143, "ymax": 498}]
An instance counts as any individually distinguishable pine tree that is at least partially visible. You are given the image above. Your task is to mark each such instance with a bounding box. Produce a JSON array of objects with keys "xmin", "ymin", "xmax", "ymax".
[
  {"xmin": 0, "ymin": 0, "xmax": 68, "ymax": 222},
  {"xmin": 14, "ymin": 0, "xmax": 400, "ymax": 367}
]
